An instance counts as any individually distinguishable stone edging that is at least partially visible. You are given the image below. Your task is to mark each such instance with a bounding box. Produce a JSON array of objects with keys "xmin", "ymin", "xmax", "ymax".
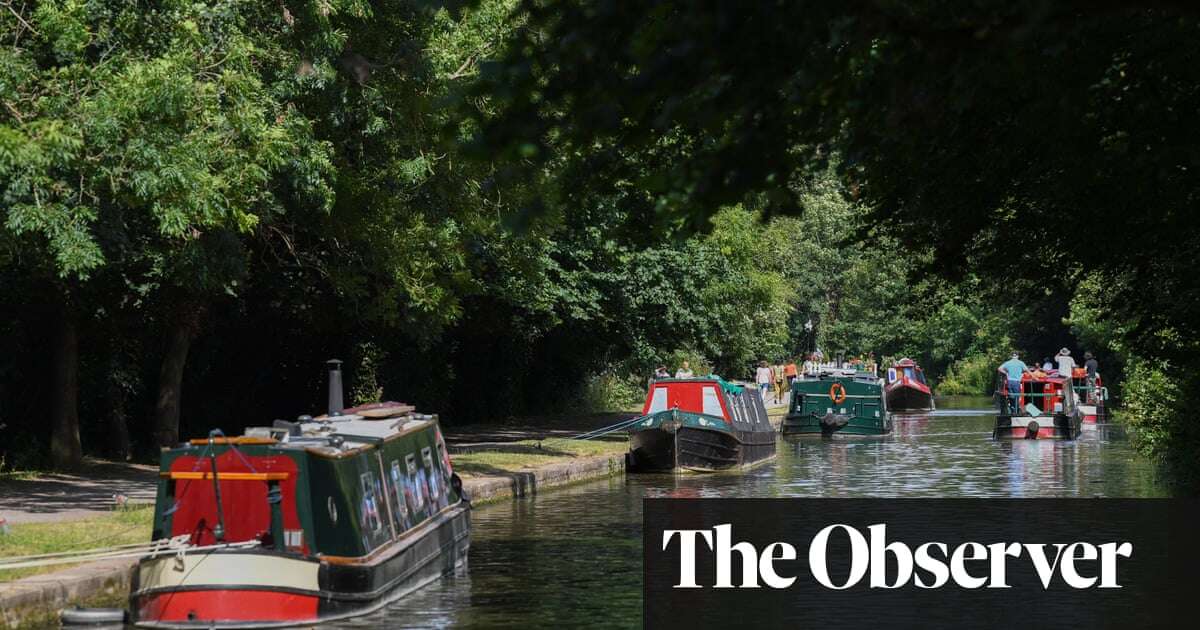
[
  {"xmin": 459, "ymin": 452, "xmax": 625, "ymax": 505},
  {"xmin": 0, "ymin": 558, "xmax": 134, "ymax": 629}
]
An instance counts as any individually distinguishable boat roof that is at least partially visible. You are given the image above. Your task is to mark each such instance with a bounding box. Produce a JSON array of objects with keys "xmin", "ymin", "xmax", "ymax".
[
  {"xmin": 893, "ymin": 358, "xmax": 920, "ymax": 367},
  {"xmin": 237, "ymin": 402, "xmax": 439, "ymax": 458},
  {"xmin": 651, "ymin": 377, "xmax": 744, "ymax": 394}
]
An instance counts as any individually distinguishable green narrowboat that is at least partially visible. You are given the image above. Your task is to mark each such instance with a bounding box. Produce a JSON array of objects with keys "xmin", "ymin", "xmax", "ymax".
[
  {"xmin": 128, "ymin": 361, "xmax": 470, "ymax": 628},
  {"xmin": 627, "ymin": 377, "xmax": 776, "ymax": 472},
  {"xmin": 781, "ymin": 369, "xmax": 893, "ymax": 436}
]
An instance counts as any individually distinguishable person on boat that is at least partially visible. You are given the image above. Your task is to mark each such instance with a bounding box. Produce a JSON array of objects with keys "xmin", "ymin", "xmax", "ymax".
[
  {"xmin": 1084, "ymin": 351, "xmax": 1100, "ymax": 402},
  {"xmin": 802, "ymin": 354, "xmax": 816, "ymax": 375},
  {"xmin": 1055, "ymin": 348, "xmax": 1075, "ymax": 380},
  {"xmin": 997, "ymin": 352, "xmax": 1030, "ymax": 414},
  {"xmin": 1042, "ymin": 357, "xmax": 1054, "ymax": 370},
  {"xmin": 784, "ymin": 359, "xmax": 798, "ymax": 385},
  {"xmin": 866, "ymin": 352, "xmax": 878, "ymax": 376},
  {"xmin": 772, "ymin": 361, "xmax": 786, "ymax": 403},
  {"xmin": 653, "ymin": 366, "xmax": 670, "ymax": 380},
  {"xmin": 755, "ymin": 361, "xmax": 773, "ymax": 398},
  {"xmin": 1031, "ymin": 364, "xmax": 1047, "ymax": 379},
  {"xmin": 674, "ymin": 361, "xmax": 694, "ymax": 379}
]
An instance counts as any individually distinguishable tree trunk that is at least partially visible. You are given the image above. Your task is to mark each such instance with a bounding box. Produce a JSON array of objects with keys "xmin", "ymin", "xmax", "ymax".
[
  {"xmin": 49, "ymin": 302, "xmax": 82, "ymax": 469},
  {"xmin": 153, "ymin": 304, "xmax": 203, "ymax": 448},
  {"xmin": 107, "ymin": 366, "xmax": 132, "ymax": 461}
]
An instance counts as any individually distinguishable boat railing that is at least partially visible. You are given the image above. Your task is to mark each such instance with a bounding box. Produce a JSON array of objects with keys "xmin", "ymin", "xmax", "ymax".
[
  {"xmin": 994, "ymin": 377, "xmax": 1078, "ymax": 416},
  {"xmin": 1072, "ymin": 385, "xmax": 1109, "ymax": 401}
]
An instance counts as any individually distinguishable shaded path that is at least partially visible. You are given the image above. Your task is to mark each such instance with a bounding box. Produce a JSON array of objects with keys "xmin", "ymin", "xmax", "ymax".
[{"xmin": 0, "ymin": 458, "xmax": 157, "ymax": 524}]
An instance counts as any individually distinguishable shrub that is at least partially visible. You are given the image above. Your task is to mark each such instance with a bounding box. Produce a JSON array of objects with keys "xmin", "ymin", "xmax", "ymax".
[{"xmin": 937, "ymin": 353, "xmax": 1002, "ymax": 396}]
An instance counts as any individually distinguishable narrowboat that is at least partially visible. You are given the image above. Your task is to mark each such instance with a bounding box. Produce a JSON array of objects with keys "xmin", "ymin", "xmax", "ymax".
[
  {"xmin": 129, "ymin": 361, "xmax": 470, "ymax": 628},
  {"xmin": 626, "ymin": 377, "xmax": 776, "ymax": 472},
  {"xmin": 781, "ymin": 368, "xmax": 892, "ymax": 436},
  {"xmin": 993, "ymin": 370, "xmax": 1081, "ymax": 440},
  {"xmin": 884, "ymin": 358, "xmax": 936, "ymax": 411},
  {"xmin": 1070, "ymin": 367, "xmax": 1109, "ymax": 427}
]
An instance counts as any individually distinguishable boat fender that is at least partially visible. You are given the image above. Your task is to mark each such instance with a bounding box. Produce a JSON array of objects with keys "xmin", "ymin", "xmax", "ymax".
[
  {"xmin": 1025, "ymin": 420, "xmax": 1040, "ymax": 439},
  {"xmin": 820, "ymin": 413, "xmax": 850, "ymax": 430},
  {"xmin": 828, "ymin": 383, "xmax": 847, "ymax": 405},
  {"xmin": 451, "ymin": 472, "xmax": 469, "ymax": 504},
  {"xmin": 61, "ymin": 607, "xmax": 127, "ymax": 626}
]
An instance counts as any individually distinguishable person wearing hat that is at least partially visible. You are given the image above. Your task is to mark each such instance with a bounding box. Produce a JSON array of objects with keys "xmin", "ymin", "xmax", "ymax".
[
  {"xmin": 1055, "ymin": 348, "xmax": 1076, "ymax": 381},
  {"xmin": 997, "ymin": 352, "xmax": 1030, "ymax": 414}
]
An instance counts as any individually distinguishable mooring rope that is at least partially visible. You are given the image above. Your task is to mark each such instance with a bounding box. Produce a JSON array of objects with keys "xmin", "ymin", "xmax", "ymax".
[
  {"xmin": 0, "ymin": 537, "xmax": 260, "ymax": 571},
  {"xmin": 565, "ymin": 414, "xmax": 648, "ymax": 441}
]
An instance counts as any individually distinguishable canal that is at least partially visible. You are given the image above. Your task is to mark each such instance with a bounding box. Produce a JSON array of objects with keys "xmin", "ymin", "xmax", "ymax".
[{"xmin": 352, "ymin": 398, "xmax": 1167, "ymax": 628}]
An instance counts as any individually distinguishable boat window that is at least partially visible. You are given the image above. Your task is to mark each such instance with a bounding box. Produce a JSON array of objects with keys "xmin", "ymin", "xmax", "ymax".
[
  {"xmin": 422, "ymin": 447, "xmax": 446, "ymax": 511},
  {"xmin": 405, "ymin": 454, "xmax": 426, "ymax": 519},
  {"xmin": 389, "ymin": 460, "xmax": 411, "ymax": 531},
  {"xmin": 903, "ymin": 367, "xmax": 915, "ymax": 379},
  {"xmin": 887, "ymin": 368, "xmax": 897, "ymax": 382},
  {"xmin": 701, "ymin": 386, "xmax": 723, "ymax": 417},
  {"xmin": 359, "ymin": 473, "xmax": 385, "ymax": 534},
  {"xmin": 648, "ymin": 387, "xmax": 668, "ymax": 413}
]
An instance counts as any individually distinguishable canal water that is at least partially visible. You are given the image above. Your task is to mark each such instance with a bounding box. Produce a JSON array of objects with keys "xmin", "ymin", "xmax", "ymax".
[{"xmin": 353, "ymin": 398, "xmax": 1167, "ymax": 628}]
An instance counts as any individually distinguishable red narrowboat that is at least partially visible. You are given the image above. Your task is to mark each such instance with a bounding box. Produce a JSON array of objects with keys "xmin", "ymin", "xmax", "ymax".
[
  {"xmin": 884, "ymin": 358, "xmax": 935, "ymax": 412},
  {"xmin": 993, "ymin": 370, "xmax": 1081, "ymax": 440}
]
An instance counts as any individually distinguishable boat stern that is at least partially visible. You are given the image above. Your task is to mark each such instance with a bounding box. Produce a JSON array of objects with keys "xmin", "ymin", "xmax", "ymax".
[{"xmin": 131, "ymin": 550, "xmax": 321, "ymax": 628}]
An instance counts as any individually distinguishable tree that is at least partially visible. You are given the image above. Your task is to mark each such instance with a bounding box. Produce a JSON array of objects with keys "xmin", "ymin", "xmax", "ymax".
[{"xmin": 1, "ymin": 0, "xmax": 344, "ymax": 460}]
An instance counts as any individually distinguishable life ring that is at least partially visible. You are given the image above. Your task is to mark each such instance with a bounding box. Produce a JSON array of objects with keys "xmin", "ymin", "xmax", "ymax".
[{"xmin": 829, "ymin": 382, "xmax": 847, "ymax": 405}]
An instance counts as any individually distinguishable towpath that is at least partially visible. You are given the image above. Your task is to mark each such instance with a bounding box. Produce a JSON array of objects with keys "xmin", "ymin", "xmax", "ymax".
[{"xmin": 0, "ymin": 458, "xmax": 157, "ymax": 525}]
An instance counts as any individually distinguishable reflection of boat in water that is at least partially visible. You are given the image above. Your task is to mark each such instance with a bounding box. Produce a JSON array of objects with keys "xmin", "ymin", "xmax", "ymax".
[
  {"xmin": 884, "ymin": 358, "xmax": 935, "ymax": 411},
  {"xmin": 129, "ymin": 362, "xmax": 470, "ymax": 628},
  {"xmin": 627, "ymin": 378, "xmax": 776, "ymax": 473},
  {"xmin": 993, "ymin": 371, "xmax": 1081, "ymax": 440},
  {"xmin": 782, "ymin": 369, "xmax": 892, "ymax": 436}
]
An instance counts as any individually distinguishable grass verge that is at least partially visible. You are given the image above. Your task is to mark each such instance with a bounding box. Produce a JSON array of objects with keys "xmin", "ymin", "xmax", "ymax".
[
  {"xmin": 450, "ymin": 438, "xmax": 626, "ymax": 478},
  {"xmin": 0, "ymin": 506, "xmax": 154, "ymax": 582}
]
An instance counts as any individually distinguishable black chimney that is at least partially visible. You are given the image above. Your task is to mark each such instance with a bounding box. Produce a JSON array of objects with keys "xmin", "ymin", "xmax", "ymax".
[{"xmin": 326, "ymin": 359, "xmax": 344, "ymax": 416}]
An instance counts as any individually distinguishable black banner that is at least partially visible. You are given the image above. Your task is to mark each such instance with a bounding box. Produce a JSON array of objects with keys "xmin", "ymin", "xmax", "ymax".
[{"xmin": 644, "ymin": 499, "xmax": 1198, "ymax": 628}]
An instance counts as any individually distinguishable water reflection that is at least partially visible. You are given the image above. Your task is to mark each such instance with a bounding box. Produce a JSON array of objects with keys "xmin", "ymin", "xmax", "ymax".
[{"xmin": 357, "ymin": 398, "xmax": 1167, "ymax": 628}]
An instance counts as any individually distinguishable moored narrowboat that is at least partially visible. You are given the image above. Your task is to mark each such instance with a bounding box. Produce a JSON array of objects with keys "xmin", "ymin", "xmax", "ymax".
[
  {"xmin": 884, "ymin": 358, "xmax": 935, "ymax": 411},
  {"xmin": 129, "ymin": 361, "xmax": 470, "ymax": 628},
  {"xmin": 626, "ymin": 378, "xmax": 776, "ymax": 472},
  {"xmin": 993, "ymin": 370, "xmax": 1081, "ymax": 440},
  {"xmin": 782, "ymin": 368, "xmax": 892, "ymax": 436}
]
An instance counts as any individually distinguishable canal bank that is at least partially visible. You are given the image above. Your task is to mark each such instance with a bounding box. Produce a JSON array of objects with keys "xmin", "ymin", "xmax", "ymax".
[{"xmin": 0, "ymin": 439, "xmax": 627, "ymax": 628}]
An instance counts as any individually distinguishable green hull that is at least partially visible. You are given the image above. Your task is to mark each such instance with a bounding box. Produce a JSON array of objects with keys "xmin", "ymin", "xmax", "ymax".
[{"xmin": 782, "ymin": 373, "xmax": 892, "ymax": 436}]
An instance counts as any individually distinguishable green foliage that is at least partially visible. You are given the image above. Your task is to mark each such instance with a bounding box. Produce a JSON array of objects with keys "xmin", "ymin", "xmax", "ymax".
[
  {"xmin": 580, "ymin": 371, "xmax": 644, "ymax": 413},
  {"xmin": 938, "ymin": 354, "xmax": 1003, "ymax": 397}
]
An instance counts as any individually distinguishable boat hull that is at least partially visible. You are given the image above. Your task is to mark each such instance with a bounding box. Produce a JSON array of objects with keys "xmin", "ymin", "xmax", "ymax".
[
  {"xmin": 627, "ymin": 411, "xmax": 775, "ymax": 472},
  {"xmin": 130, "ymin": 501, "xmax": 470, "ymax": 628},
  {"xmin": 993, "ymin": 414, "xmax": 1081, "ymax": 440},
  {"xmin": 780, "ymin": 412, "xmax": 893, "ymax": 437},
  {"xmin": 884, "ymin": 382, "xmax": 935, "ymax": 411}
]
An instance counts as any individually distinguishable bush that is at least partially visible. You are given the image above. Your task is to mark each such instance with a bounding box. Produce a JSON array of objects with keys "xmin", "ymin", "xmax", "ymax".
[
  {"xmin": 580, "ymin": 371, "xmax": 646, "ymax": 412},
  {"xmin": 1121, "ymin": 358, "xmax": 1200, "ymax": 489},
  {"xmin": 937, "ymin": 353, "xmax": 1001, "ymax": 396}
]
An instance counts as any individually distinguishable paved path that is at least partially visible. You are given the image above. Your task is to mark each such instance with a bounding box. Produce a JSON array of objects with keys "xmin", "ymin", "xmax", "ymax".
[{"xmin": 0, "ymin": 458, "xmax": 157, "ymax": 525}]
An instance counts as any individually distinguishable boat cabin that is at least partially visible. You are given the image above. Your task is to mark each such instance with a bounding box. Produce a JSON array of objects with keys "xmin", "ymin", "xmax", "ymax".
[
  {"xmin": 887, "ymin": 358, "xmax": 928, "ymax": 385},
  {"xmin": 642, "ymin": 378, "xmax": 770, "ymax": 430},
  {"xmin": 999, "ymin": 371, "xmax": 1073, "ymax": 416}
]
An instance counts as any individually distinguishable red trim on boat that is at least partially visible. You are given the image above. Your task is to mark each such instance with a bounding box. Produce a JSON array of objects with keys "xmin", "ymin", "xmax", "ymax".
[{"xmin": 136, "ymin": 589, "xmax": 318, "ymax": 624}]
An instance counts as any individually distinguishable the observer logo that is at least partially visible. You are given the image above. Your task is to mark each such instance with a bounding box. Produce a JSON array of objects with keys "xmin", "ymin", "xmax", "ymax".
[{"xmin": 662, "ymin": 523, "xmax": 1133, "ymax": 590}]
